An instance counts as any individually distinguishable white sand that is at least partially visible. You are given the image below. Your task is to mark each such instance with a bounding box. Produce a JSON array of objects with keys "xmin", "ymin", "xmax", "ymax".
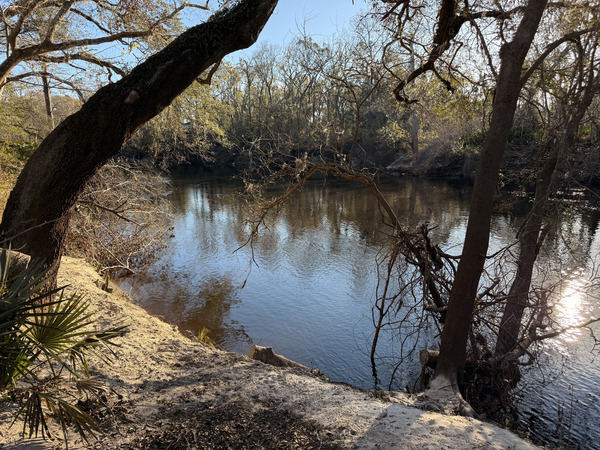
[{"xmin": 0, "ymin": 257, "xmax": 541, "ymax": 449}]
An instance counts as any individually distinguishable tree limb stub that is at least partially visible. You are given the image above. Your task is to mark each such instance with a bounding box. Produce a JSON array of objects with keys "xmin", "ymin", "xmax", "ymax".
[
  {"xmin": 0, "ymin": 0, "xmax": 279, "ymax": 286},
  {"xmin": 420, "ymin": 349, "xmax": 439, "ymax": 369}
]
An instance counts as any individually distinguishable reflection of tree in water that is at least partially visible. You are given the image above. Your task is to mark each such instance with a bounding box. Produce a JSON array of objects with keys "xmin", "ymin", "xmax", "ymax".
[
  {"xmin": 169, "ymin": 175, "xmax": 244, "ymax": 218},
  {"xmin": 127, "ymin": 272, "xmax": 250, "ymax": 349},
  {"xmin": 230, "ymin": 178, "xmax": 479, "ymax": 282},
  {"xmin": 172, "ymin": 176, "xmax": 479, "ymax": 269},
  {"xmin": 180, "ymin": 275, "xmax": 250, "ymax": 348}
]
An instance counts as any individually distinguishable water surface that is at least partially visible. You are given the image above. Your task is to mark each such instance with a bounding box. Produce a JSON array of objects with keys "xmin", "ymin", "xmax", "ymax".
[{"xmin": 120, "ymin": 169, "xmax": 600, "ymax": 448}]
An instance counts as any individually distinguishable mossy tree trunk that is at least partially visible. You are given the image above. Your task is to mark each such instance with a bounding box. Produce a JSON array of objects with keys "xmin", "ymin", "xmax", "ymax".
[{"xmin": 0, "ymin": 0, "xmax": 278, "ymax": 286}]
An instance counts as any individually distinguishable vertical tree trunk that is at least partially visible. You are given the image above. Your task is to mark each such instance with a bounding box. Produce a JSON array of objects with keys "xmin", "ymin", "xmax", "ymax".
[
  {"xmin": 431, "ymin": 0, "xmax": 548, "ymax": 391},
  {"xmin": 409, "ymin": 45, "xmax": 419, "ymax": 155},
  {"xmin": 41, "ymin": 67, "xmax": 55, "ymax": 130},
  {"xmin": 411, "ymin": 112, "xmax": 419, "ymax": 155},
  {"xmin": 0, "ymin": 0, "xmax": 278, "ymax": 287}
]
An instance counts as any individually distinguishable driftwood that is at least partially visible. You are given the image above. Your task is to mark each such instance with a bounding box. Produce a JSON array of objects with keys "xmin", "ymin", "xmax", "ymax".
[
  {"xmin": 420, "ymin": 349, "xmax": 439, "ymax": 369},
  {"xmin": 249, "ymin": 345, "xmax": 322, "ymax": 376}
]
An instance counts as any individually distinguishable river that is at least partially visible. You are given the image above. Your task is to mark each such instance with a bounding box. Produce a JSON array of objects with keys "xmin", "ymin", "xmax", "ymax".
[{"xmin": 119, "ymin": 167, "xmax": 600, "ymax": 449}]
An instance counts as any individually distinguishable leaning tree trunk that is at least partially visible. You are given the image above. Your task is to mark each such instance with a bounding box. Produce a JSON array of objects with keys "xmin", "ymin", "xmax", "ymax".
[
  {"xmin": 430, "ymin": 0, "xmax": 548, "ymax": 392},
  {"xmin": 494, "ymin": 70, "xmax": 600, "ymax": 358},
  {"xmin": 0, "ymin": 0, "xmax": 278, "ymax": 286}
]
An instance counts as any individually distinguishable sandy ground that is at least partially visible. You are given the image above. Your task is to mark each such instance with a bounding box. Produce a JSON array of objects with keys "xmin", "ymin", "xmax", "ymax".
[{"xmin": 0, "ymin": 257, "xmax": 541, "ymax": 449}]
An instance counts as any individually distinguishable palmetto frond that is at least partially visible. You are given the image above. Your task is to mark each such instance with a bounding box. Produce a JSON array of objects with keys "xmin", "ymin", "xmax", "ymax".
[{"xmin": 0, "ymin": 247, "xmax": 128, "ymax": 443}]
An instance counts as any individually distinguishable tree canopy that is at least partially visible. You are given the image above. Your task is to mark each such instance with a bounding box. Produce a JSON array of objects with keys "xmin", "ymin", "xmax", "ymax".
[{"xmin": 0, "ymin": 0, "xmax": 213, "ymax": 100}]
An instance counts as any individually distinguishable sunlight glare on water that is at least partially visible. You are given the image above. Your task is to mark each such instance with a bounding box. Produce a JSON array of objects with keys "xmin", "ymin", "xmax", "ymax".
[{"xmin": 556, "ymin": 271, "xmax": 587, "ymax": 342}]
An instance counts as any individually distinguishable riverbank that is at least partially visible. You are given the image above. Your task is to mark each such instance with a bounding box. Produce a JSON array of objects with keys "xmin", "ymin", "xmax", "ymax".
[{"xmin": 0, "ymin": 257, "xmax": 541, "ymax": 449}]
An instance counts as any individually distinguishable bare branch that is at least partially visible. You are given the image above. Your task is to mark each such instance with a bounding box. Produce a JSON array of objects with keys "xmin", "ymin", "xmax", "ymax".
[
  {"xmin": 33, "ymin": 52, "xmax": 127, "ymax": 76},
  {"xmin": 520, "ymin": 26, "xmax": 599, "ymax": 88},
  {"xmin": 43, "ymin": 0, "xmax": 74, "ymax": 43},
  {"xmin": 6, "ymin": 70, "xmax": 86, "ymax": 100}
]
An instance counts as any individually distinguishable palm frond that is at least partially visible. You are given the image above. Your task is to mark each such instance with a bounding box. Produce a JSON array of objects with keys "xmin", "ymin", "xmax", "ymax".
[{"xmin": 0, "ymin": 246, "xmax": 129, "ymax": 444}]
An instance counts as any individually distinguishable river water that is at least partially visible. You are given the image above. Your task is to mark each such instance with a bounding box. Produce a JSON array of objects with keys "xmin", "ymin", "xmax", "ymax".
[{"xmin": 119, "ymin": 168, "xmax": 600, "ymax": 449}]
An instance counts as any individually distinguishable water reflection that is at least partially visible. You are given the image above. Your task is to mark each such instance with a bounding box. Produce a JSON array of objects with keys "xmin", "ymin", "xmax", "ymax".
[
  {"xmin": 121, "ymin": 173, "xmax": 477, "ymax": 387},
  {"xmin": 121, "ymin": 265, "xmax": 251, "ymax": 348}
]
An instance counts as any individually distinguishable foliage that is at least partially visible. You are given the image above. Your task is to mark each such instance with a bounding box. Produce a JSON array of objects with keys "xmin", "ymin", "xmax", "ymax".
[
  {"xmin": 194, "ymin": 327, "xmax": 217, "ymax": 348},
  {"xmin": 0, "ymin": 86, "xmax": 82, "ymax": 143},
  {"xmin": 0, "ymin": 141, "xmax": 34, "ymax": 216},
  {"xmin": 507, "ymin": 126, "xmax": 540, "ymax": 147},
  {"xmin": 460, "ymin": 130, "xmax": 487, "ymax": 150},
  {"xmin": 131, "ymin": 80, "xmax": 234, "ymax": 167},
  {"xmin": 0, "ymin": 141, "xmax": 37, "ymax": 164},
  {"xmin": 0, "ymin": 248, "xmax": 127, "ymax": 442}
]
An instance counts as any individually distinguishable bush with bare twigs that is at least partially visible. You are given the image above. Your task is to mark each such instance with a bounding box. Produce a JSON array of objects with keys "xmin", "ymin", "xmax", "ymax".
[{"xmin": 65, "ymin": 159, "xmax": 172, "ymax": 277}]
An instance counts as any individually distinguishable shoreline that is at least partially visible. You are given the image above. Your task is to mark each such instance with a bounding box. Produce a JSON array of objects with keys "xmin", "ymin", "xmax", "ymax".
[{"xmin": 0, "ymin": 257, "xmax": 541, "ymax": 449}]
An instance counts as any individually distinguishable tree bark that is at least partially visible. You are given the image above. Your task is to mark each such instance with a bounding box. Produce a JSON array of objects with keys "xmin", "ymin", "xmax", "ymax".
[
  {"xmin": 0, "ymin": 0, "xmax": 278, "ymax": 286},
  {"xmin": 431, "ymin": 0, "xmax": 548, "ymax": 391},
  {"xmin": 494, "ymin": 69, "xmax": 600, "ymax": 357},
  {"xmin": 420, "ymin": 349, "xmax": 439, "ymax": 369}
]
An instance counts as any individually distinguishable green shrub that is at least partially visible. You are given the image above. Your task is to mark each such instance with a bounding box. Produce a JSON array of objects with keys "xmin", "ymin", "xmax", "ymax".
[
  {"xmin": 0, "ymin": 141, "xmax": 35, "ymax": 216},
  {"xmin": 460, "ymin": 129, "xmax": 487, "ymax": 149},
  {"xmin": 507, "ymin": 125, "xmax": 540, "ymax": 146},
  {"xmin": 0, "ymin": 141, "xmax": 36, "ymax": 163}
]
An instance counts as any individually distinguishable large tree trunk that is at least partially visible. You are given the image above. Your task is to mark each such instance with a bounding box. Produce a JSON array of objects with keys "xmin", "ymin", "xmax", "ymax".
[
  {"xmin": 431, "ymin": 0, "xmax": 548, "ymax": 392},
  {"xmin": 0, "ymin": 0, "xmax": 278, "ymax": 286}
]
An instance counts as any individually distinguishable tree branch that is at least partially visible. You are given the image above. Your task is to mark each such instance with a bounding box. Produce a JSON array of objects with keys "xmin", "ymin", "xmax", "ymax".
[
  {"xmin": 43, "ymin": 0, "xmax": 74, "ymax": 43},
  {"xmin": 33, "ymin": 52, "xmax": 127, "ymax": 76},
  {"xmin": 520, "ymin": 26, "xmax": 599, "ymax": 88},
  {"xmin": 7, "ymin": 0, "xmax": 41, "ymax": 51},
  {"xmin": 6, "ymin": 70, "xmax": 86, "ymax": 100},
  {"xmin": 197, "ymin": 60, "xmax": 221, "ymax": 85}
]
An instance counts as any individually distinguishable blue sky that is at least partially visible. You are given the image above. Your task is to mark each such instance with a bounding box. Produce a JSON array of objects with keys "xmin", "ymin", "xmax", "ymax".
[{"xmin": 253, "ymin": 0, "xmax": 366, "ymax": 46}]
